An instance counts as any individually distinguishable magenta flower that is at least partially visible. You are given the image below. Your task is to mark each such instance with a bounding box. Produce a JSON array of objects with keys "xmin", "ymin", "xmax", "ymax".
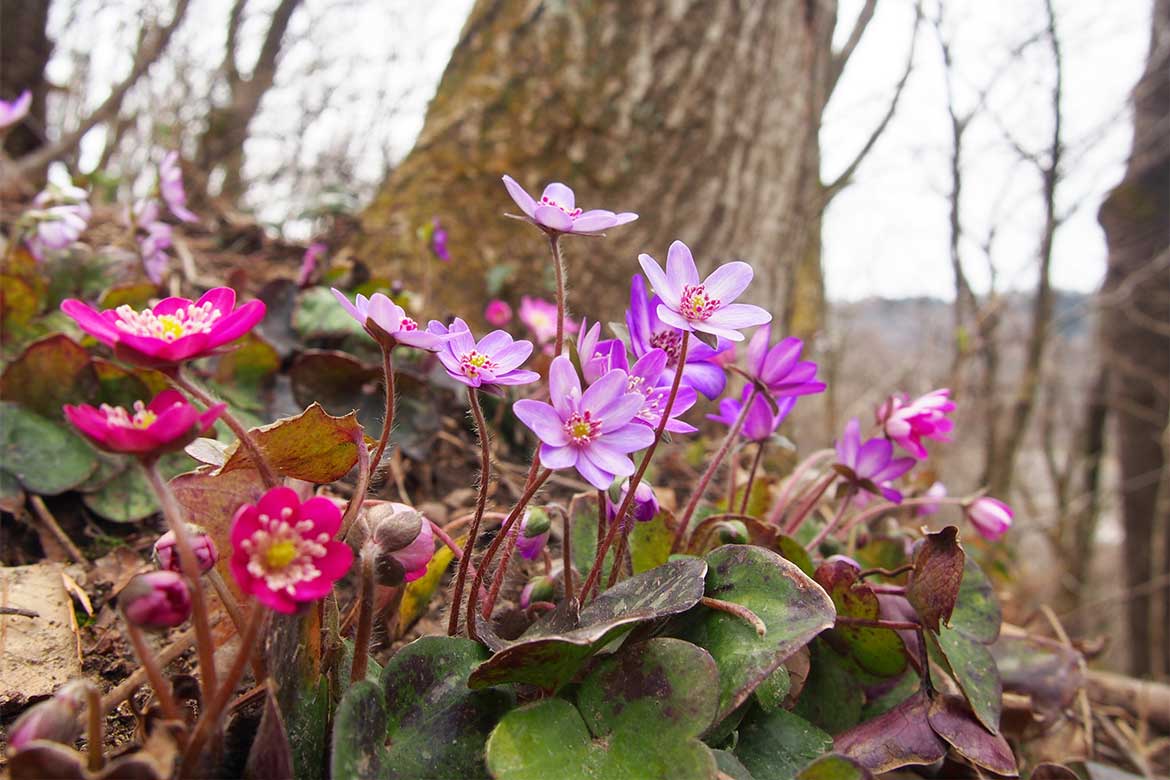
[
  {"xmin": 332, "ymin": 289, "xmax": 445, "ymax": 352},
  {"xmin": 229, "ymin": 487, "xmax": 354, "ymax": 614},
  {"xmin": 966, "ymin": 497, "xmax": 1012, "ymax": 541},
  {"xmin": 26, "ymin": 181, "xmax": 90, "ymax": 259},
  {"xmin": 154, "ymin": 525, "xmax": 218, "ymax": 574},
  {"xmin": 708, "ymin": 386, "xmax": 796, "ymax": 443},
  {"xmin": 580, "ymin": 334, "xmax": 697, "ymax": 434},
  {"xmin": 626, "ymin": 275, "xmax": 729, "ymax": 399},
  {"xmin": 298, "ymin": 242, "xmax": 326, "ymax": 287},
  {"xmin": 516, "ymin": 508, "xmax": 551, "ymax": 561},
  {"xmin": 834, "ymin": 418, "xmax": 916, "ymax": 503},
  {"xmin": 383, "ymin": 504, "xmax": 435, "ymax": 581},
  {"xmin": 0, "ymin": 89, "xmax": 31, "ymax": 129},
  {"xmin": 61, "ymin": 287, "xmax": 265, "ymax": 368},
  {"xmin": 518, "ymin": 295, "xmax": 577, "ymax": 346},
  {"xmin": 916, "ymin": 481, "xmax": 948, "ymax": 517},
  {"xmin": 745, "ymin": 325, "xmax": 825, "ymax": 399},
  {"xmin": 431, "ymin": 217, "xmax": 450, "ymax": 261},
  {"xmin": 159, "ymin": 151, "xmax": 197, "ymax": 223},
  {"xmin": 877, "ymin": 389, "xmax": 956, "ymax": 459},
  {"xmin": 120, "ymin": 571, "xmax": 192, "ymax": 629},
  {"xmin": 513, "ymin": 356, "xmax": 654, "ymax": 489},
  {"xmin": 606, "ymin": 480, "xmax": 660, "ymax": 525},
  {"xmin": 65, "ymin": 390, "xmax": 223, "ymax": 457},
  {"xmin": 638, "ymin": 241, "xmax": 770, "ymax": 343},
  {"xmin": 502, "ymin": 175, "xmax": 637, "ymax": 235},
  {"xmin": 7, "ymin": 684, "xmax": 85, "ymax": 752},
  {"xmin": 428, "ymin": 317, "xmax": 540, "ymax": 392},
  {"xmin": 484, "ymin": 299, "xmax": 513, "ymax": 327}
]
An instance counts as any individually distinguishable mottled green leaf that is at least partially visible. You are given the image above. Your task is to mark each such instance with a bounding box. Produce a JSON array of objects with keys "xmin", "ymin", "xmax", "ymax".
[
  {"xmin": 0, "ymin": 402, "xmax": 98, "ymax": 495},
  {"xmin": 814, "ymin": 559, "xmax": 907, "ymax": 678},
  {"xmin": 735, "ymin": 707, "xmax": 833, "ymax": 780},
  {"xmin": 793, "ymin": 641, "xmax": 862, "ymax": 735}
]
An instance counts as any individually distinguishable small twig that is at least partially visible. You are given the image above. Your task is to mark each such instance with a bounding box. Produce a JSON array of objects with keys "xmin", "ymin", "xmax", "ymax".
[
  {"xmin": 29, "ymin": 495, "xmax": 85, "ymax": 563},
  {"xmin": 86, "ymin": 685, "xmax": 104, "ymax": 772},
  {"xmin": 0, "ymin": 605, "xmax": 39, "ymax": 618},
  {"xmin": 701, "ymin": 597, "xmax": 767, "ymax": 637}
]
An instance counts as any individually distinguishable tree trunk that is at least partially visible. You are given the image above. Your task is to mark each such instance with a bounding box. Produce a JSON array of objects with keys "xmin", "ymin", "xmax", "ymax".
[
  {"xmin": 353, "ymin": 0, "xmax": 836, "ymax": 332},
  {"xmin": 1097, "ymin": 0, "xmax": 1169, "ymax": 678},
  {"xmin": 0, "ymin": 0, "xmax": 52, "ymax": 172}
]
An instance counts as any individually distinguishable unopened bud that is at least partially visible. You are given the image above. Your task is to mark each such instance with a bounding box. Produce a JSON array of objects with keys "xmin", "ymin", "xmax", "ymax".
[
  {"xmin": 369, "ymin": 503, "xmax": 423, "ymax": 552},
  {"xmin": 519, "ymin": 576, "xmax": 556, "ymax": 610},
  {"xmin": 372, "ymin": 503, "xmax": 435, "ymax": 584},
  {"xmin": 516, "ymin": 508, "xmax": 550, "ymax": 561},
  {"xmin": 153, "ymin": 524, "xmax": 218, "ymax": 574},
  {"xmin": 120, "ymin": 571, "xmax": 192, "ymax": 630},
  {"xmin": 6, "ymin": 682, "xmax": 90, "ymax": 753}
]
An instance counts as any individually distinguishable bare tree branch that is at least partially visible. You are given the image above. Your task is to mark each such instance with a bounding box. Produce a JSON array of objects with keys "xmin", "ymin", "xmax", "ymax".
[{"xmin": 828, "ymin": 0, "xmax": 878, "ymax": 94}]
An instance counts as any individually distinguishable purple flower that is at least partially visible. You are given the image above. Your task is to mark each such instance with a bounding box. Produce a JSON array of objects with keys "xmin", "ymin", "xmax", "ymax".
[
  {"xmin": 966, "ymin": 497, "xmax": 1012, "ymax": 541},
  {"xmin": 502, "ymin": 175, "xmax": 637, "ymax": 235},
  {"xmin": 26, "ymin": 181, "xmax": 90, "ymax": 259},
  {"xmin": 606, "ymin": 480, "xmax": 660, "ymax": 525},
  {"xmin": 520, "ymin": 575, "xmax": 555, "ymax": 609},
  {"xmin": 516, "ymin": 508, "xmax": 551, "ymax": 560},
  {"xmin": 707, "ymin": 386, "xmax": 796, "ymax": 443},
  {"xmin": 298, "ymin": 242, "xmax": 326, "ymax": 287},
  {"xmin": 834, "ymin": 418, "xmax": 916, "ymax": 503},
  {"xmin": 745, "ymin": 325, "xmax": 826, "ymax": 399},
  {"xmin": 431, "ymin": 217, "xmax": 450, "ymax": 261},
  {"xmin": 120, "ymin": 570, "xmax": 192, "ymax": 629},
  {"xmin": 585, "ymin": 337, "xmax": 697, "ymax": 434},
  {"xmin": 0, "ymin": 89, "xmax": 31, "ymax": 130},
  {"xmin": 638, "ymin": 241, "xmax": 770, "ymax": 343},
  {"xmin": 484, "ymin": 299, "xmax": 513, "ymax": 327},
  {"xmin": 513, "ymin": 356, "xmax": 655, "ymax": 489},
  {"xmin": 916, "ymin": 481, "xmax": 947, "ymax": 517},
  {"xmin": 132, "ymin": 200, "xmax": 173, "ymax": 284},
  {"xmin": 428, "ymin": 317, "xmax": 540, "ymax": 392},
  {"xmin": 159, "ymin": 151, "xmax": 197, "ymax": 223},
  {"xmin": 877, "ymin": 389, "xmax": 956, "ymax": 459},
  {"xmin": 627, "ymin": 274, "xmax": 729, "ymax": 399},
  {"xmin": 332, "ymin": 289, "xmax": 446, "ymax": 352}
]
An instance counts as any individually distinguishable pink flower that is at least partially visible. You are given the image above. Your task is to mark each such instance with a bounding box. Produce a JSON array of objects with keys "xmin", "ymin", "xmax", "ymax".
[
  {"xmin": 428, "ymin": 317, "xmax": 540, "ymax": 392},
  {"xmin": 64, "ymin": 389, "xmax": 223, "ymax": 457},
  {"xmin": 130, "ymin": 200, "xmax": 173, "ymax": 284},
  {"xmin": 916, "ymin": 481, "xmax": 947, "ymax": 517},
  {"xmin": 519, "ymin": 575, "xmax": 555, "ymax": 610},
  {"xmin": 26, "ymin": 181, "xmax": 90, "ymax": 259},
  {"xmin": 513, "ymin": 356, "xmax": 655, "ymax": 490},
  {"xmin": 120, "ymin": 571, "xmax": 192, "ymax": 629},
  {"xmin": 383, "ymin": 505, "xmax": 435, "ymax": 581},
  {"xmin": 0, "ymin": 89, "xmax": 31, "ymax": 130},
  {"xmin": 878, "ymin": 389, "xmax": 956, "ymax": 459},
  {"xmin": 966, "ymin": 497, "xmax": 1012, "ymax": 541},
  {"xmin": 484, "ymin": 299, "xmax": 513, "ymax": 327},
  {"xmin": 159, "ymin": 151, "xmax": 197, "ymax": 223},
  {"xmin": 502, "ymin": 175, "xmax": 637, "ymax": 235},
  {"xmin": 7, "ymin": 683, "xmax": 85, "ymax": 752},
  {"xmin": 707, "ymin": 386, "xmax": 795, "ymax": 443},
  {"xmin": 835, "ymin": 418, "xmax": 916, "ymax": 503},
  {"xmin": 518, "ymin": 296, "xmax": 577, "ymax": 345},
  {"xmin": 331, "ymin": 289, "xmax": 446, "ymax": 352},
  {"xmin": 431, "ymin": 217, "xmax": 450, "ymax": 261},
  {"xmin": 298, "ymin": 242, "xmax": 326, "ymax": 287},
  {"xmin": 638, "ymin": 241, "xmax": 770, "ymax": 342},
  {"xmin": 745, "ymin": 324, "xmax": 825, "ymax": 399},
  {"xmin": 153, "ymin": 525, "xmax": 218, "ymax": 574},
  {"xmin": 516, "ymin": 508, "xmax": 551, "ymax": 560},
  {"xmin": 61, "ymin": 287, "xmax": 266, "ymax": 368},
  {"xmin": 229, "ymin": 487, "xmax": 354, "ymax": 613}
]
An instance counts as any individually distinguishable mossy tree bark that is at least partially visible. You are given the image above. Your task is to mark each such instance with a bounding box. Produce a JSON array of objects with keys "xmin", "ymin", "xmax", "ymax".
[{"xmin": 353, "ymin": 0, "xmax": 849, "ymax": 334}]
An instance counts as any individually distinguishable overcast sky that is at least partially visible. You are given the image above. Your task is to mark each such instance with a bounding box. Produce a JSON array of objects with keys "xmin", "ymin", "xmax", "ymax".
[{"xmin": 53, "ymin": 0, "xmax": 1152, "ymax": 302}]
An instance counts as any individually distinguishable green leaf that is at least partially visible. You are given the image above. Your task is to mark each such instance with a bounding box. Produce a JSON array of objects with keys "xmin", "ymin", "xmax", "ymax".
[
  {"xmin": 469, "ymin": 558, "xmax": 708, "ymax": 692},
  {"xmin": 629, "ymin": 508, "xmax": 675, "ymax": 574},
  {"xmin": 215, "ymin": 332, "xmax": 279, "ymax": 392},
  {"xmin": 793, "ymin": 641, "xmax": 862, "ymax": 735},
  {"xmin": 950, "ymin": 554, "xmax": 1001, "ymax": 644},
  {"xmin": 0, "ymin": 469, "xmax": 25, "ymax": 513},
  {"xmin": 714, "ymin": 750, "xmax": 756, "ymax": 780},
  {"xmin": 0, "ymin": 402, "xmax": 98, "ymax": 495},
  {"xmin": 668, "ymin": 545, "xmax": 836, "ymax": 725},
  {"xmin": 0, "ymin": 334, "xmax": 98, "ymax": 420},
  {"xmin": 331, "ymin": 681, "xmax": 388, "ymax": 780},
  {"xmin": 568, "ymin": 490, "xmax": 616, "ymax": 584},
  {"xmin": 815, "ymin": 559, "xmax": 907, "ymax": 678},
  {"xmin": 734, "ymin": 707, "xmax": 833, "ymax": 780},
  {"xmin": 795, "ymin": 754, "xmax": 874, "ymax": 780},
  {"xmin": 81, "ymin": 452, "xmax": 191, "ymax": 522},
  {"xmin": 932, "ymin": 625, "xmax": 1002, "ymax": 734},
  {"xmin": 775, "ymin": 535, "xmax": 814, "ymax": 578},
  {"xmin": 754, "ymin": 666, "xmax": 791, "ymax": 713},
  {"xmin": 97, "ymin": 282, "xmax": 158, "ymax": 310}
]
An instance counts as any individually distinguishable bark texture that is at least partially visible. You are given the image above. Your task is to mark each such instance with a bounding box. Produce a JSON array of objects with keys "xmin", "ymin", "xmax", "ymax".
[
  {"xmin": 0, "ymin": 0, "xmax": 52, "ymax": 163},
  {"xmin": 1097, "ymin": 0, "xmax": 1169, "ymax": 677},
  {"xmin": 353, "ymin": 0, "xmax": 836, "ymax": 331}
]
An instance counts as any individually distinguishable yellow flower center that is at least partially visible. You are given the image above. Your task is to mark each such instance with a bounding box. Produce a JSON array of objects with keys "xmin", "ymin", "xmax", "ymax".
[
  {"xmin": 570, "ymin": 420, "xmax": 593, "ymax": 439},
  {"xmin": 265, "ymin": 540, "xmax": 299, "ymax": 570},
  {"xmin": 157, "ymin": 315, "xmax": 185, "ymax": 340},
  {"xmin": 469, "ymin": 353, "xmax": 488, "ymax": 367},
  {"xmin": 132, "ymin": 410, "xmax": 158, "ymax": 429}
]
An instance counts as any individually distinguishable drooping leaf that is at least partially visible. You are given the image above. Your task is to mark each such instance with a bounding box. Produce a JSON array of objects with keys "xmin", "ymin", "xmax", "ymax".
[
  {"xmin": 927, "ymin": 694, "xmax": 1018, "ymax": 776},
  {"xmin": 218, "ymin": 403, "xmax": 365, "ymax": 483},
  {"xmin": 905, "ymin": 526, "xmax": 964, "ymax": 632},
  {"xmin": 734, "ymin": 706, "xmax": 833, "ymax": 780},
  {"xmin": 0, "ymin": 402, "xmax": 98, "ymax": 495},
  {"xmin": 833, "ymin": 692, "xmax": 946, "ymax": 773},
  {"xmin": 949, "ymin": 554, "xmax": 1001, "ymax": 644},
  {"xmin": 814, "ymin": 559, "xmax": 907, "ymax": 678},
  {"xmin": 668, "ymin": 545, "xmax": 836, "ymax": 724},
  {"xmin": 469, "ymin": 558, "xmax": 708, "ymax": 692}
]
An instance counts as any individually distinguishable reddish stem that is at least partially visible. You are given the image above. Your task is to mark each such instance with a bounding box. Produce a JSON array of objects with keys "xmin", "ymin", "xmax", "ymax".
[{"xmin": 448, "ymin": 387, "xmax": 491, "ymax": 636}]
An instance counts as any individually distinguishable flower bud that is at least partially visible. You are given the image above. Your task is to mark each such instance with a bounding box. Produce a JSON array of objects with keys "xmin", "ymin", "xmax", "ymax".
[
  {"xmin": 605, "ymin": 481, "xmax": 660, "ymax": 525},
  {"xmin": 371, "ymin": 503, "xmax": 434, "ymax": 584},
  {"xmin": 6, "ymin": 682, "xmax": 89, "ymax": 753},
  {"xmin": 369, "ymin": 503, "xmax": 424, "ymax": 552},
  {"xmin": 519, "ymin": 575, "xmax": 556, "ymax": 610},
  {"xmin": 516, "ymin": 508, "xmax": 550, "ymax": 561},
  {"xmin": 120, "ymin": 571, "xmax": 192, "ymax": 629},
  {"xmin": 966, "ymin": 497, "xmax": 1012, "ymax": 541},
  {"xmin": 153, "ymin": 525, "xmax": 218, "ymax": 574}
]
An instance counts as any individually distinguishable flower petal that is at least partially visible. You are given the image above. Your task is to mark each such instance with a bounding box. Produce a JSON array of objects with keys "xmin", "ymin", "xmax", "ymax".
[
  {"xmin": 533, "ymin": 205, "xmax": 574, "ymax": 232},
  {"xmin": 539, "ymin": 443, "xmax": 579, "ymax": 470},
  {"xmin": 574, "ymin": 452, "xmax": 616, "ymax": 490},
  {"xmin": 256, "ymin": 487, "xmax": 302, "ymax": 523},
  {"xmin": 548, "ymin": 356, "xmax": 582, "ymax": 417},
  {"xmin": 300, "ymin": 496, "xmax": 344, "ymax": 537},
  {"xmin": 514, "ymin": 400, "xmax": 569, "ymax": 446},
  {"xmin": 598, "ymin": 423, "xmax": 655, "ymax": 453},
  {"xmin": 707, "ymin": 303, "xmax": 772, "ymax": 330},
  {"xmin": 569, "ymin": 210, "xmax": 618, "ymax": 233},
  {"xmin": 638, "ymin": 254, "xmax": 680, "ymax": 308},
  {"xmin": 666, "ymin": 241, "xmax": 700, "ymax": 289},
  {"xmin": 579, "ymin": 369, "xmax": 627, "ymax": 416},
  {"xmin": 196, "ymin": 287, "xmax": 236, "ymax": 315},
  {"xmin": 502, "ymin": 175, "xmax": 536, "ymax": 218},
  {"xmin": 541, "ymin": 182, "xmax": 575, "ymax": 211}
]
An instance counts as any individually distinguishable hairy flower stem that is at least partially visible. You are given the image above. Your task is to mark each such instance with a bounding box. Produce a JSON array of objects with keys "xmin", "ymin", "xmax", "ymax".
[
  {"xmin": 765, "ymin": 448, "xmax": 835, "ymax": 527},
  {"xmin": 340, "ymin": 427, "xmax": 372, "ymax": 540},
  {"xmin": 429, "ymin": 520, "xmax": 465, "ymax": 561},
  {"xmin": 466, "ymin": 469, "xmax": 552, "ymax": 641},
  {"xmin": 86, "ymin": 685, "xmax": 104, "ymax": 772},
  {"xmin": 449, "ymin": 388, "xmax": 491, "ymax": 636},
  {"xmin": 170, "ymin": 370, "xmax": 277, "ymax": 488},
  {"xmin": 548, "ymin": 234, "xmax": 566, "ymax": 357},
  {"xmin": 351, "ymin": 545, "xmax": 377, "ymax": 683},
  {"xmin": 806, "ymin": 491, "xmax": 854, "ymax": 551},
  {"xmin": 739, "ymin": 441, "xmax": 766, "ymax": 515},
  {"xmin": 485, "ymin": 521, "xmax": 522, "ymax": 618},
  {"xmin": 370, "ymin": 347, "xmax": 397, "ymax": 473},
  {"xmin": 582, "ymin": 334, "xmax": 690, "ymax": 598},
  {"xmin": 782, "ymin": 472, "xmax": 837, "ymax": 536},
  {"xmin": 556, "ymin": 506, "xmax": 574, "ymax": 602},
  {"xmin": 179, "ymin": 604, "xmax": 263, "ymax": 777},
  {"xmin": 123, "ymin": 621, "xmax": 181, "ymax": 721},
  {"xmin": 142, "ymin": 461, "xmax": 217, "ymax": 697},
  {"xmin": 671, "ymin": 387, "xmax": 759, "ymax": 553},
  {"xmin": 205, "ymin": 569, "xmax": 263, "ymax": 680}
]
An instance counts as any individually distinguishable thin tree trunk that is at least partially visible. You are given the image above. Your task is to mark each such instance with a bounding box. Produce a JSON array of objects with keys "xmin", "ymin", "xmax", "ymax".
[{"xmin": 1097, "ymin": 0, "xmax": 1169, "ymax": 677}]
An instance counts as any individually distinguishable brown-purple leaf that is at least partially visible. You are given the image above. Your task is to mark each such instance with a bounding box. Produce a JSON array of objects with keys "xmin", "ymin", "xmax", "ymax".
[
  {"xmin": 219, "ymin": 402, "xmax": 365, "ymax": 483},
  {"xmin": 833, "ymin": 692, "xmax": 946, "ymax": 772},
  {"xmin": 992, "ymin": 634, "xmax": 1084, "ymax": 723},
  {"xmin": 246, "ymin": 684, "xmax": 295, "ymax": 780},
  {"xmin": 927, "ymin": 694, "xmax": 1018, "ymax": 776},
  {"xmin": 906, "ymin": 526, "xmax": 964, "ymax": 633}
]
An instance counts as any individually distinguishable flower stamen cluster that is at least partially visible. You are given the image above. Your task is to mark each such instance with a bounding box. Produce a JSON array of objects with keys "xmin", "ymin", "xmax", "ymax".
[
  {"xmin": 679, "ymin": 284, "xmax": 720, "ymax": 321},
  {"xmin": 240, "ymin": 506, "xmax": 330, "ymax": 595},
  {"xmin": 102, "ymin": 401, "xmax": 159, "ymax": 430},
  {"xmin": 564, "ymin": 411, "xmax": 602, "ymax": 444},
  {"xmin": 113, "ymin": 302, "xmax": 222, "ymax": 342}
]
